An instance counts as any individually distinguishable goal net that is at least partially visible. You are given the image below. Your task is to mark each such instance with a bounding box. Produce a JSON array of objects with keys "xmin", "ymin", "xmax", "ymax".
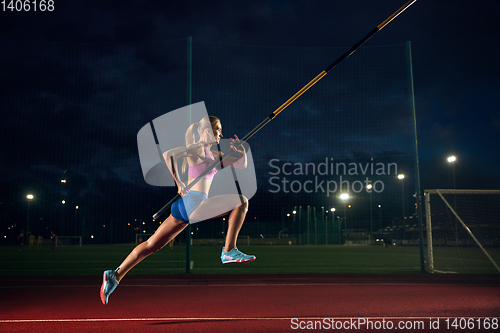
[
  {"xmin": 55, "ymin": 236, "xmax": 82, "ymax": 247},
  {"xmin": 424, "ymin": 190, "xmax": 500, "ymax": 273},
  {"xmin": 237, "ymin": 235, "xmax": 250, "ymax": 247},
  {"xmin": 135, "ymin": 233, "xmax": 153, "ymax": 245}
]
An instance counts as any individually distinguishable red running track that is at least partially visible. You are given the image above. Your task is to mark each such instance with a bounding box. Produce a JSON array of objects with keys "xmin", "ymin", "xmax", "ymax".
[{"xmin": 0, "ymin": 274, "xmax": 499, "ymax": 332}]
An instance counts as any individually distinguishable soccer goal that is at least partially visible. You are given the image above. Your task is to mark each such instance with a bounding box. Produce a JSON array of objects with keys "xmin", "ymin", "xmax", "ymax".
[
  {"xmin": 55, "ymin": 236, "xmax": 82, "ymax": 247},
  {"xmin": 424, "ymin": 189, "xmax": 500, "ymax": 273},
  {"xmin": 135, "ymin": 233, "xmax": 153, "ymax": 245},
  {"xmin": 237, "ymin": 235, "xmax": 250, "ymax": 247}
]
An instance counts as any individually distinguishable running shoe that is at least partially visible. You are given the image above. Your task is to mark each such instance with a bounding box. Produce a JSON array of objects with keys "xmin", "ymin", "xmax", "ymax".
[
  {"xmin": 220, "ymin": 247, "xmax": 256, "ymax": 264},
  {"xmin": 100, "ymin": 268, "xmax": 119, "ymax": 305}
]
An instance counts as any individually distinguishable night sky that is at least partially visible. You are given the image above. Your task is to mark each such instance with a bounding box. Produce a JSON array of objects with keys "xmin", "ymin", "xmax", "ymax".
[{"xmin": 1, "ymin": 0, "xmax": 499, "ymax": 239}]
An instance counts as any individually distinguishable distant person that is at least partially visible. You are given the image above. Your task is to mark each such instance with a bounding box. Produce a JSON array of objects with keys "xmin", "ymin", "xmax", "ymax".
[
  {"xmin": 100, "ymin": 116, "xmax": 255, "ymax": 305},
  {"xmin": 28, "ymin": 234, "xmax": 35, "ymax": 249},
  {"xmin": 50, "ymin": 231, "xmax": 57, "ymax": 249},
  {"xmin": 37, "ymin": 235, "xmax": 43, "ymax": 248},
  {"xmin": 18, "ymin": 230, "xmax": 25, "ymax": 251}
]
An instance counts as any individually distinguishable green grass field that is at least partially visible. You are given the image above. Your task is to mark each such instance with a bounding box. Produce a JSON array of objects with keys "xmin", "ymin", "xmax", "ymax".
[{"xmin": 1, "ymin": 244, "xmax": 498, "ymax": 276}]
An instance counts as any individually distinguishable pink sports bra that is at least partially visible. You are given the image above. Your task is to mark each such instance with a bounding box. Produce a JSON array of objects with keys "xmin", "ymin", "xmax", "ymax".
[{"xmin": 188, "ymin": 145, "xmax": 219, "ymax": 180}]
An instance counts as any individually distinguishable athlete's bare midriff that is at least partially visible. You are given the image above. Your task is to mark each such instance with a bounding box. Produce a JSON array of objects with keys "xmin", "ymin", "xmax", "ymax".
[{"xmin": 187, "ymin": 177, "xmax": 212, "ymax": 196}]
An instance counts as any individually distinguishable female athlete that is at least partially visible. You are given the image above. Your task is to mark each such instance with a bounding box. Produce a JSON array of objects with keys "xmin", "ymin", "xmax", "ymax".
[{"xmin": 100, "ymin": 116, "xmax": 255, "ymax": 305}]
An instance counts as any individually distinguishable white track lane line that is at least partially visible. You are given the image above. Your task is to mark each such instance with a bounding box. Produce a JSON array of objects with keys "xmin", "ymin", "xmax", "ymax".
[
  {"xmin": 1, "ymin": 281, "xmax": 498, "ymax": 289},
  {"xmin": 0, "ymin": 316, "xmax": 496, "ymax": 323}
]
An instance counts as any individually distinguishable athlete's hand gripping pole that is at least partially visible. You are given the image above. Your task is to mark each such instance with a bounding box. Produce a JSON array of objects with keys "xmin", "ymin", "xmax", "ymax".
[{"xmin": 152, "ymin": 0, "xmax": 417, "ymax": 220}]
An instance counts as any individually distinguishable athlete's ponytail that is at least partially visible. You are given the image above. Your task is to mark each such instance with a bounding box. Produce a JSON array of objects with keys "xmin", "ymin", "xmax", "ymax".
[
  {"xmin": 185, "ymin": 122, "xmax": 199, "ymax": 147},
  {"xmin": 182, "ymin": 117, "xmax": 219, "ymax": 173}
]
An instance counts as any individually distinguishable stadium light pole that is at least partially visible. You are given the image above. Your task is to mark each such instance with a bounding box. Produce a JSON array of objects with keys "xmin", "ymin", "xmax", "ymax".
[
  {"xmin": 61, "ymin": 200, "xmax": 65, "ymax": 236},
  {"xmin": 330, "ymin": 208, "xmax": 336, "ymax": 244},
  {"xmin": 378, "ymin": 204, "xmax": 382, "ymax": 229},
  {"xmin": 447, "ymin": 156, "xmax": 456, "ymax": 189},
  {"xmin": 447, "ymin": 155, "xmax": 458, "ymax": 224},
  {"xmin": 367, "ymin": 184, "xmax": 373, "ymax": 234},
  {"xmin": 75, "ymin": 206, "xmax": 79, "ymax": 237},
  {"xmin": 61, "ymin": 177, "xmax": 67, "ymax": 236},
  {"xmin": 398, "ymin": 174, "xmax": 405, "ymax": 223},
  {"xmin": 340, "ymin": 194, "xmax": 349, "ymax": 243},
  {"xmin": 26, "ymin": 194, "xmax": 34, "ymax": 235}
]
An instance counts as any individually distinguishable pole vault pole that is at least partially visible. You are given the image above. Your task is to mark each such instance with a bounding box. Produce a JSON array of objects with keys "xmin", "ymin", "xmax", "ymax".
[{"xmin": 152, "ymin": 0, "xmax": 417, "ymax": 220}]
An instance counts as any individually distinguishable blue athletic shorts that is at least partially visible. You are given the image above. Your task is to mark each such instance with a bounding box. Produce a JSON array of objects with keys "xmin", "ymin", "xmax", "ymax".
[{"xmin": 171, "ymin": 190, "xmax": 208, "ymax": 223}]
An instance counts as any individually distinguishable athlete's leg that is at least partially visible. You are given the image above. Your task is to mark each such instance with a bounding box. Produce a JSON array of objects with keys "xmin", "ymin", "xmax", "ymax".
[
  {"xmin": 188, "ymin": 194, "xmax": 249, "ymax": 250},
  {"xmin": 219, "ymin": 195, "xmax": 255, "ymax": 264},
  {"xmin": 186, "ymin": 193, "xmax": 254, "ymax": 263},
  {"xmin": 115, "ymin": 215, "xmax": 187, "ymax": 282},
  {"xmin": 224, "ymin": 195, "xmax": 248, "ymax": 251}
]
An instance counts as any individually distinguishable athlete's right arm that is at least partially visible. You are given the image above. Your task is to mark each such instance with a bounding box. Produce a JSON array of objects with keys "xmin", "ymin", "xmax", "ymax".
[{"xmin": 163, "ymin": 145, "xmax": 203, "ymax": 194}]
